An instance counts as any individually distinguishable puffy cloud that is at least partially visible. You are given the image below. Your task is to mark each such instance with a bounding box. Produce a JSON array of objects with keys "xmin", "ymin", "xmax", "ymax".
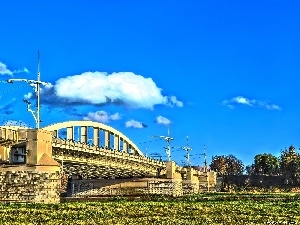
[
  {"xmin": 110, "ymin": 112, "xmax": 121, "ymax": 120},
  {"xmin": 2, "ymin": 120, "xmax": 28, "ymax": 128},
  {"xmin": 166, "ymin": 95, "xmax": 183, "ymax": 107},
  {"xmin": 0, "ymin": 62, "xmax": 29, "ymax": 76},
  {"xmin": 83, "ymin": 110, "xmax": 121, "ymax": 123},
  {"xmin": 13, "ymin": 67, "xmax": 29, "ymax": 74},
  {"xmin": 155, "ymin": 115, "xmax": 171, "ymax": 126},
  {"xmin": 125, "ymin": 119, "xmax": 147, "ymax": 128},
  {"xmin": 26, "ymin": 72, "xmax": 183, "ymax": 109},
  {"xmin": 0, "ymin": 62, "xmax": 13, "ymax": 76},
  {"xmin": 222, "ymin": 96, "xmax": 281, "ymax": 110}
]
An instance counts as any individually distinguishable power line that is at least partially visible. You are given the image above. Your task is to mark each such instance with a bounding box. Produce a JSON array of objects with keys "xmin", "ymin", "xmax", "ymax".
[
  {"xmin": 0, "ymin": 51, "xmax": 49, "ymax": 128},
  {"xmin": 0, "ymin": 84, "xmax": 28, "ymax": 93},
  {"xmin": 138, "ymin": 138, "xmax": 161, "ymax": 145},
  {"xmin": 0, "ymin": 115, "xmax": 34, "ymax": 128},
  {"xmin": 172, "ymin": 136, "xmax": 192, "ymax": 167},
  {"xmin": 151, "ymin": 125, "xmax": 174, "ymax": 161}
]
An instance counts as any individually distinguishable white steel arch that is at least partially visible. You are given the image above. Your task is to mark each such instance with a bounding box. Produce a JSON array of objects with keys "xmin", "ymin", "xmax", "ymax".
[{"xmin": 43, "ymin": 120, "xmax": 144, "ymax": 156}]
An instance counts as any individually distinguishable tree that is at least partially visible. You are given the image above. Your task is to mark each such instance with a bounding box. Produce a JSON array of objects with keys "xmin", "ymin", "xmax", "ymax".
[
  {"xmin": 280, "ymin": 145, "xmax": 300, "ymax": 185},
  {"xmin": 210, "ymin": 154, "xmax": 244, "ymax": 176},
  {"xmin": 210, "ymin": 155, "xmax": 227, "ymax": 176},
  {"xmin": 254, "ymin": 153, "xmax": 280, "ymax": 175},
  {"xmin": 245, "ymin": 164, "xmax": 255, "ymax": 175}
]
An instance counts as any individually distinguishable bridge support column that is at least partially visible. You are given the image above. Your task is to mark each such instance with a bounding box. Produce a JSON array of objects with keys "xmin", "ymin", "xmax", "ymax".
[
  {"xmin": 67, "ymin": 127, "xmax": 74, "ymax": 140},
  {"xmin": 93, "ymin": 128, "xmax": 100, "ymax": 146},
  {"xmin": 131, "ymin": 147, "xmax": 137, "ymax": 155},
  {"xmin": 114, "ymin": 135, "xmax": 120, "ymax": 151},
  {"xmin": 207, "ymin": 171, "xmax": 217, "ymax": 191},
  {"xmin": 0, "ymin": 146, "xmax": 8, "ymax": 162},
  {"xmin": 26, "ymin": 129, "xmax": 53, "ymax": 165},
  {"xmin": 183, "ymin": 168, "xmax": 199, "ymax": 194},
  {"xmin": 198, "ymin": 172, "xmax": 210, "ymax": 192},
  {"xmin": 166, "ymin": 161, "xmax": 181, "ymax": 179},
  {"xmin": 166, "ymin": 161, "xmax": 183, "ymax": 196},
  {"xmin": 123, "ymin": 141, "xmax": 128, "ymax": 153},
  {"xmin": 104, "ymin": 130, "xmax": 110, "ymax": 149},
  {"xmin": 53, "ymin": 130, "xmax": 58, "ymax": 138},
  {"xmin": 80, "ymin": 126, "xmax": 87, "ymax": 143}
]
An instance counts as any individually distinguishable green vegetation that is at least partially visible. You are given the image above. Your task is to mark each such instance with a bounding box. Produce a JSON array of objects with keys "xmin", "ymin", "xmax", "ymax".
[
  {"xmin": 0, "ymin": 193, "xmax": 299, "ymax": 225},
  {"xmin": 280, "ymin": 146, "xmax": 300, "ymax": 185},
  {"xmin": 254, "ymin": 153, "xmax": 280, "ymax": 175},
  {"xmin": 210, "ymin": 145, "xmax": 300, "ymax": 187},
  {"xmin": 210, "ymin": 155, "xmax": 244, "ymax": 176}
]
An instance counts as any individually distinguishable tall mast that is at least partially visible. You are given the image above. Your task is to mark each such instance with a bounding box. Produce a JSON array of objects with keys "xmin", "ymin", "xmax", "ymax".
[
  {"xmin": 151, "ymin": 124, "xmax": 174, "ymax": 161},
  {"xmin": 182, "ymin": 136, "xmax": 192, "ymax": 167},
  {"xmin": 2, "ymin": 51, "xmax": 48, "ymax": 128},
  {"xmin": 37, "ymin": 50, "xmax": 41, "ymax": 129},
  {"xmin": 204, "ymin": 144, "xmax": 207, "ymax": 172}
]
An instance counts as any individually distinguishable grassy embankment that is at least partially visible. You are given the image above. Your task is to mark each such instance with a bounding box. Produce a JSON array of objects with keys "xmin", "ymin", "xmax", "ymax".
[{"xmin": 0, "ymin": 193, "xmax": 299, "ymax": 225}]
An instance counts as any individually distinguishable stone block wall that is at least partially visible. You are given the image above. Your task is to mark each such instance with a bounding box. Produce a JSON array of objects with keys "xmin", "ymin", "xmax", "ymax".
[
  {"xmin": 148, "ymin": 180, "xmax": 183, "ymax": 196},
  {"xmin": 68, "ymin": 178, "xmax": 217, "ymax": 197},
  {"xmin": 68, "ymin": 178, "xmax": 184, "ymax": 197},
  {"xmin": 0, "ymin": 170, "xmax": 60, "ymax": 204},
  {"xmin": 182, "ymin": 181, "xmax": 199, "ymax": 195}
]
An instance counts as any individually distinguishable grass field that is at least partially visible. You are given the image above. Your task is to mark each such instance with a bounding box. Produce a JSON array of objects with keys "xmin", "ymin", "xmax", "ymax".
[{"xmin": 0, "ymin": 193, "xmax": 299, "ymax": 225}]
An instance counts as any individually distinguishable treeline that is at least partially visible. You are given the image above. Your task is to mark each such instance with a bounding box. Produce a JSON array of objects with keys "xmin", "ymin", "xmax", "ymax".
[{"xmin": 209, "ymin": 145, "xmax": 300, "ymax": 185}]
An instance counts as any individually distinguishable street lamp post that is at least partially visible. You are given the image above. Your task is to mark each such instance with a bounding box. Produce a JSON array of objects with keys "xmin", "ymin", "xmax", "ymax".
[
  {"xmin": 151, "ymin": 125, "xmax": 174, "ymax": 161},
  {"xmin": 5, "ymin": 51, "xmax": 50, "ymax": 128}
]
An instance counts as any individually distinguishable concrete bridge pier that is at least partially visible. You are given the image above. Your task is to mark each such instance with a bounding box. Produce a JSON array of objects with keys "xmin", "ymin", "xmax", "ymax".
[
  {"xmin": 166, "ymin": 161, "xmax": 183, "ymax": 196},
  {"xmin": 0, "ymin": 129, "xmax": 61, "ymax": 204},
  {"xmin": 183, "ymin": 167, "xmax": 200, "ymax": 194}
]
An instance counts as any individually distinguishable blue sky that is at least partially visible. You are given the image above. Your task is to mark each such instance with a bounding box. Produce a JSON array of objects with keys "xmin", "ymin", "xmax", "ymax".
[{"xmin": 0, "ymin": 0, "xmax": 300, "ymax": 168}]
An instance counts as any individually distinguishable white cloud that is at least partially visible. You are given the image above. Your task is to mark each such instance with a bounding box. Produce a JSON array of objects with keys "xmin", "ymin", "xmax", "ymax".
[
  {"xmin": 233, "ymin": 96, "xmax": 252, "ymax": 105},
  {"xmin": 13, "ymin": 67, "xmax": 29, "ymax": 74},
  {"xmin": 125, "ymin": 119, "xmax": 147, "ymax": 128},
  {"xmin": 29, "ymin": 71, "xmax": 182, "ymax": 109},
  {"xmin": 265, "ymin": 104, "xmax": 281, "ymax": 110},
  {"xmin": 167, "ymin": 95, "xmax": 183, "ymax": 107},
  {"xmin": 223, "ymin": 96, "xmax": 281, "ymax": 110},
  {"xmin": 0, "ymin": 62, "xmax": 13, "ymax": 76},
  {"xmin": 2, "ymin": 120, "xmax": 28, "ymax": 128},
  {"xmin": 155, "ymin": 115, "xmax": 171, "ymax": 126},
  {"xmin": 83, "ymin": 110, "xmax": 121, "ymax": 123},
  {"xmin": 110, "ymin": 112, "xmax": 121, "ymax": 120},
  {"xmin": 0, "ymin": 62, "xmax": 29, "ymax": 76}
]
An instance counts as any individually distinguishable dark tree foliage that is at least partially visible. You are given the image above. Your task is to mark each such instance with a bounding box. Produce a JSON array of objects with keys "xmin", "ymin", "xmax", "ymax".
[
  {"xmin": 254, "ymin": 153, "xmax": 280, "ymax": 175},
  {"xmin": 245, "ymin": 164, "xmax": 255, "ymax": 175},
  {"xmin": 210, "ymin": 154, "xmax": 244, "ymax": 176},
  {"xmin": 280, "ymin": 145, "xmax": 300, "ymax": 185}
]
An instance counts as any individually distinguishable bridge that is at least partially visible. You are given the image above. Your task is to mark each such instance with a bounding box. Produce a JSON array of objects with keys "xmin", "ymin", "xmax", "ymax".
[
  {"xmin": 0, "ymin": 120, "xmax": 216, "ymax": 203},
  {"xmin": 0, "ymin": 121, "xmax": 168, "ymax": 179}
]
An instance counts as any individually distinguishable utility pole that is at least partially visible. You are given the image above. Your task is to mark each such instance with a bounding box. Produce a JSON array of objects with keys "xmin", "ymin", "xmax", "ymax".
[
  {"xmin": 203, "ymin": 144, "xmax": 209, "ymax": 192},
  {"xmin": 173, "ymin": 136, "xmax": 192, "ymax": 167},
  {"xmin": 151, "ymin": 124, "xmax": 174, "ymax": 161},
  {"xmin": 182, "ymin": 136, "xmax": 192, "ymax": 167},
  {"xmin": 37, "ymin": 50, "xmax": 41, "ymax": 129},
  {"xmin": 61, "ymin": 151, "xmax": 64, "ymax": 173},
  {"xmin": 203, "ymin": 144, "xmax": 207, "ymax": 172},
  {"xmin": 4, "ymin": 51, "xmax": 50, "ymax": 128}
]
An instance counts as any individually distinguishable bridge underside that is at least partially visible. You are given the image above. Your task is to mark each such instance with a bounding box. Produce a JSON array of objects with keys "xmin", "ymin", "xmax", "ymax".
[
  {"xmin": 59, "ymin": 161, "xmax": 159, "ymax": 179},
  {"xmin": 52, "ymin": 146, "xmax": 165, "ymax": 179}
]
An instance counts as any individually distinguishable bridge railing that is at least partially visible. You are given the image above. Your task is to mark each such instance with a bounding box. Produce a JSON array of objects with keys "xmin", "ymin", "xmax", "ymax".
[
  {"xmin": 0, "ymin": 128, "xmax": 18, "ymax": 144},
  {"xmin": 52, "ymin": 138, "xmax": 165, "ymax": 167}
]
